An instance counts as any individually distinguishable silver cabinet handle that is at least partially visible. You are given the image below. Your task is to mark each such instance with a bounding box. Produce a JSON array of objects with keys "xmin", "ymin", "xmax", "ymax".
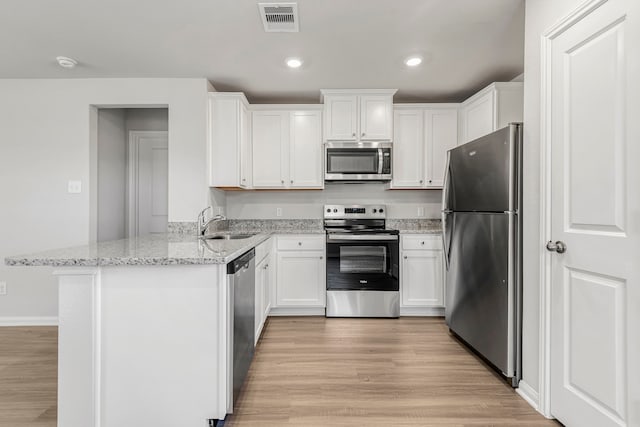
[{"xmin": 546, "ymin": 240, "xmax": 567, "ymax": 254}]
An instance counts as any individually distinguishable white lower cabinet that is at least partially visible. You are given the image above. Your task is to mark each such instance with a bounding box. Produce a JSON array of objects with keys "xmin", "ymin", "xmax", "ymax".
[
  {"xmin": 400, "ymin": 234, "xmax": 444, "ymax": 315},
  {"xmin": 254, "ymin": 239, "xmax": 273, "ymax": 343},
  {"xmin": 272, "ymin": 235, "xmax": 326, "ymax": 314}
]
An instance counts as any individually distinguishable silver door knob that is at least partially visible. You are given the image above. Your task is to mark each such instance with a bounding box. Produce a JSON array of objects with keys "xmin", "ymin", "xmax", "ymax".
[{"xmin": 546, "ymin": 240, "xmax": 567, "ymax": 254}]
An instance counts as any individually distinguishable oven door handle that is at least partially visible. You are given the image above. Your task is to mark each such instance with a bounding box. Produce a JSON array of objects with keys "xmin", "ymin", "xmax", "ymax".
[{"xmin": 327, "ymin": 234, "xmax": 398, "ymax": 241}]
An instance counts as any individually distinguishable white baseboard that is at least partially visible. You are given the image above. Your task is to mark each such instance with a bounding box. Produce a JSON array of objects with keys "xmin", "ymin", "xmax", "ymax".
[
  {"xmin": 0, "ymin": 316, "xmax": 59, "ymax": 326},
  {"xmin": 516, "ymin": 380, "xmax": 540, "ymax": 412},
  {"xmin": 400, "ymin": 306, "xmax": 445, "ymax": 316},
  {"xmin": 268, "ymin": 307, "xmax": 325, "ymax": 316}
]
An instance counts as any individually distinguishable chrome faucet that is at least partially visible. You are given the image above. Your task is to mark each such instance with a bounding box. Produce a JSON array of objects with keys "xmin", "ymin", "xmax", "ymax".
[{"xmin": 197, "ymin": 206, "xmax": 226, "ymax": 237}]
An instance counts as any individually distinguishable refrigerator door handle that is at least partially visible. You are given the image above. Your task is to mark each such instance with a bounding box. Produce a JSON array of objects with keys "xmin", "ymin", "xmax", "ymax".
[
  {"xmin": 441, "ymin": 151, "xmax": 452, "ymax": 211},
  {"xmin": 442, "ymin": 211, "xmax": 453, "ymax": 270}
]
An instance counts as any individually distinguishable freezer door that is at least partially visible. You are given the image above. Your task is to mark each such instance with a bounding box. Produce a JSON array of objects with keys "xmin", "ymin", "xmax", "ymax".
[
  {"xmin": 444, "ymin": 211, "xmax": 516, "ymax": 376},
  {"xmin": 447, "ymin": 124, "xmax": 520, "ymax": 212}
]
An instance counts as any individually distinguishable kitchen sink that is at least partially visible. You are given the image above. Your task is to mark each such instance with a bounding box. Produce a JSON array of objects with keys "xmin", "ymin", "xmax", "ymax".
[{"xmin": 201, "ymin": 233, "xmax": 256, "ymax": 240}]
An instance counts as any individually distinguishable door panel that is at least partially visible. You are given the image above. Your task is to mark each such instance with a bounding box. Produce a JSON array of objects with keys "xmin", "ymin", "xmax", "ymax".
[
  {"xmin": 445, "ymin": 212, "xmax": 514, "ymax": 375},
  {"xmin": 401, "ymin": 250, "xmax": 443, "ymax": 307},
  {"xmin": 549, "ymin": 1, "xmax": 638, "ymax": 426},
  {"xmin": 425, "ymin": 109, "xmax": 458, "ymax": 188},
  {"xmin": 324, "ymin": 95, "xmax": 357, "ymax": 141},
  {"xmin": 290, "ymin": 111, "xmax": 322, "ymax": 188},
  {"xmin": 360, "ymin": 95, "xmax": 392, "ymax": 140},
  {"xmin": 252, "ymin": 112, "xmax": 288, "ymax": 188},
  {"xmin": 136, "ymin": 133, "xmax": 168, "ymax": 235}
]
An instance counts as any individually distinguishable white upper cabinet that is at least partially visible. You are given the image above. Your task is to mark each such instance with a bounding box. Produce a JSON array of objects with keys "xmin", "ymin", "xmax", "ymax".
[
  {"xmin": 321, "ymin": 90, "xmax": 396, "ymax": 142},
  {"xmin": 208, "ymin": 93, "xmax": 251, "ymax": 188},
  {"xmin": 425, "ymin": 109, "xmax": 458, "ymax": 187},
  {"xmin": 459, "ymin": 82, "xmax": 523, "ymax": 144},
  {"xmin": 252, "ymin": 106, "xmax": 323, "ymax": 189},
  {"xmin": 290, "ymin": 111, "xmax": 323, "ymax": 188},
  {"xmin": 360, "ymin": 95, "xmax": 393, "ymax": 140},
  {"xmin": 392, "ymin": 109, "xmax": 424, "ymax": 187},
  {"xmin": 252, "ymin": 111, "xmax": 289, "ymax": 188},
  {"xmin": 323, "ymin": 94, "xmax": 358, "ymax": 141},
  {"xmin": 390, "ymin": 105, "xmax": 458, "ymax": 189}
]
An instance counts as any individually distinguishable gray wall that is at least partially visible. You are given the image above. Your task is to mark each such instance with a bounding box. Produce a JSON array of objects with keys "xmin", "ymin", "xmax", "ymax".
[
  {"xmin": 97, "ymin": 109, "xmax": 127, "ymax": 242},
  {"xmin": 521, "ymin": 0, "xmax": 585, "ymax": 399},
  {"xmin": 0, "ymin": 78, "xmax": 209, "ymax": 322},
  {"xmin": 225, "ymin": 185, "xmax": 442, "ymax": 219},
  {"xmin": 97, "ymin": 108, "xmax": 169, "ymax": 242}
]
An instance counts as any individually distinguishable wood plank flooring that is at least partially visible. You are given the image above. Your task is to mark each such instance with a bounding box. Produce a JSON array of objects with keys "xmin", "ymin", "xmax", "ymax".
[
  {"xmin": 0, "ymin": 319, "xmax": 559, "ymax": 427},
  {"xmin": 0, "ymin": 326, "xmax": 57, "ymax": 427},
  {"xmin": 227, "ymin": 317, "xmax": 560, "ymax": 427}
]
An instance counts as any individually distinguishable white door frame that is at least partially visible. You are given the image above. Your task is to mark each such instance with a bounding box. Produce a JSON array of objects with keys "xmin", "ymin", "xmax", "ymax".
[
  {"xmin": 126, "ymin": 131, "xmax": 168, "ymax": 238},
  {"xmin": 538, "ymin": 0, "xmax": 612, "ymax": 418}
]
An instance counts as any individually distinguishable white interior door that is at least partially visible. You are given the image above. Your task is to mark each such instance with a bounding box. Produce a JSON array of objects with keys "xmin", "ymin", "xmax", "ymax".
[
  {"xmin": 548, "ymin": 1, "xmax": 639, "ymax": 426},
  {"xmin": 129, "ymin": 131, "xmax": 168, "ymax": 236}
]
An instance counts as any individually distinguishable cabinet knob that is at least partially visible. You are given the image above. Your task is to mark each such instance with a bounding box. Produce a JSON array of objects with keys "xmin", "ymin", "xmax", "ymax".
[
  {"xmin": 242, "ymin": 178, "xmax": 246, "ymax": 182},
  {"xmin": 404, "ymin": 255, "xmax": 408, "ymax": 259},
  {"xmin": 420, "ymin": 180, "xmax": 423, "ymax": 184},
  {"xmin": 320, "ymin": 256, "xmax": 323, "ymax": 260},
  {"xmin": 421, "ymin": 241, "xmax": 425, "ymax": 245},
  {"xmin": 362, "ymin": 132, "xmax": 365, "ymax": 137},
  {"xmin": 290, "ymin": 180, "xmax": 293, "ymax": 184},
  {"xmin": 429, "ymin": 180, "xmax": 432, "ymax": 184},
  {"xmin": 281, "ymin": 180, "xmax": 284, "ymax": 184},
  {"xmin": 298, "ymin": 242, "xmax": 302, "ymax": 246},
  {"xmin": 352, "ymin": 132, "xmax": 356, "ymax": 137}
]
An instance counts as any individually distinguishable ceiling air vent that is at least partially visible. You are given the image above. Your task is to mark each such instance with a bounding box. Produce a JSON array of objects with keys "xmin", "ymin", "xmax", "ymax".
[{"xmin": 258, "ymin": 3, "xmax": 299, "ymax": 32}]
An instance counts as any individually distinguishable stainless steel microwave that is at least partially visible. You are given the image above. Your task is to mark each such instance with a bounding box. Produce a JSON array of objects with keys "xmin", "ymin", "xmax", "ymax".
[{"xmin": 324, "ymin": 142, "xmax": 392, "ymax": 181}]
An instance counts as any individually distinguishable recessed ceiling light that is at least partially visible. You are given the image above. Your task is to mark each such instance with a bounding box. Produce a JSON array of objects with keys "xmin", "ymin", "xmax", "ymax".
[
  {"xmin": 405, "ymin": 56, "xmax": 422, "ymax": 67},
  {"xmin": 56, "ymin": 56, "xmax": 78, "ymax": 69},
  {"xmin": 286, "ymin": 58, "xmax": 303, "ymax": 68}
]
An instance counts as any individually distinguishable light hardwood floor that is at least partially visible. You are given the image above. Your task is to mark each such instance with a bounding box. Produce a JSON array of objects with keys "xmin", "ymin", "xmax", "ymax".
[
  {"xmin": 227, "ymin": 317, "xmax": 559, "ymax": 427},
  {"xmin": 0, "ymin": 319, "xmax": 559, "ymax": 427},
  {"xmin": 0, "ymin": 326, "xmax": 57, "ymax": 427}
]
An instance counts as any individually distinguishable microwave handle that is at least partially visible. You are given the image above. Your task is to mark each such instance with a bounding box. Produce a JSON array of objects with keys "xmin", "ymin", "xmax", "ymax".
[{"xmin": 378, "ymin": 148, "xmax": 384, "ymax": 174}]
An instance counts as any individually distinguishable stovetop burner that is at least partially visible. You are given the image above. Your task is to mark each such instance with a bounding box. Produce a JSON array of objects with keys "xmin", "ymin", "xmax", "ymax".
[{"xmin": 323, "ymin": 204, "xmax": 398, "ymax": 234}]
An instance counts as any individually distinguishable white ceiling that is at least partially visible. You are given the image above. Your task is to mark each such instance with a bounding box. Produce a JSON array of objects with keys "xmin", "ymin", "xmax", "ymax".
[{"xmin": 0, "ymin": 0, "xmax": 525, "ymax": 103}]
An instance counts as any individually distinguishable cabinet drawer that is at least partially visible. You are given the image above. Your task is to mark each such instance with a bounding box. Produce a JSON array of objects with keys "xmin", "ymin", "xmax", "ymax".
[
  {"xmin": 277, "ymin": 235, "xmax": 325, "ymax": 251},
  {"xmin": 402, "ymin": 235, "xmax": 441, "ymax": 250},
  {"xmin": 255, "ymin": 237, "xmax": 272, "ymax": 263}
]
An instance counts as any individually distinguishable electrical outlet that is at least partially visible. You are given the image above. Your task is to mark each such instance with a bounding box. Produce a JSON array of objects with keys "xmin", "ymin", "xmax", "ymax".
[
  {"xmin": 0, "ymin": 282, "xmax": 7, "ymax": 296},
  {"xmin": 276, "ymin": 207, "xmax": 282, "ymax": 217},
  {"xmin": 418, "ymin": 207, "xmax": 425, "ymax": 217},
  {"xmin": 67, "ymin": 180, "xmax": 82, "ymax": 194}
]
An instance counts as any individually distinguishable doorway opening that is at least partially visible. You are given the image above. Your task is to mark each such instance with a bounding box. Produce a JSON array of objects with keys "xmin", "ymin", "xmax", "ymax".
[{"xmin": 93, "ymin": 107, "xmax": 169, "ymax": 242}]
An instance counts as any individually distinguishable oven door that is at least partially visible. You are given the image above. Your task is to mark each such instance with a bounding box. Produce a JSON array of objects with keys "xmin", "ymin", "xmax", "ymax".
[{"xmin": 326, "ymin": 234, "xmax": 399, "ymax": 291}]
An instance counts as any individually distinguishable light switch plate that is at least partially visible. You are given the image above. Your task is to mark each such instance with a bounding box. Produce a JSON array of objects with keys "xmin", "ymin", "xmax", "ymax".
[
  {"xmin": 418, "ymin": 207, "xmax": 425, "ymax": 217},
  {"xmin": 68, "ymin": 180, "xmax": 82, "ymax": 194},
  {"xmin": 276, "ymin": 207, "xmax": 282, "ymax": 217},
  {"xmin": 0, "ymin": 282, "xmax": 6, "ymax": 296}
]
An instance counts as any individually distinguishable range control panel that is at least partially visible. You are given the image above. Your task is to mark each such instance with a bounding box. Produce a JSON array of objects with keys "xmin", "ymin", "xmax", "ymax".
[{"xmin": 323, "ymin": 204, "xmax": 386, "ymax": 219}]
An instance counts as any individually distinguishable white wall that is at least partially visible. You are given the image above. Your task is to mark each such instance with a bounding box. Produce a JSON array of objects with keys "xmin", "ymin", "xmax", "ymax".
[
  {"xmin": 521, "ymin": 0, "xmax": 585, "ymax": 399},
  {"xmin": 0, "ymin": 79, "xmax": 209, "ymax": 321},
  {"xmin": 225, "ymin": 184, "xmax": 442, "ymax": 219},
  {"xmin": 97, "ymin": 109, "xmax": 127, "ymax": 242},
  {"xmin": 125, "ymin": 108, "xmax": 168, "ymax": 133}
]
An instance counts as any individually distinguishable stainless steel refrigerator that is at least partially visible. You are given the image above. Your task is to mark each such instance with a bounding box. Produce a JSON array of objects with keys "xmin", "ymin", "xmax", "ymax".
[{"xmin": 442, "ymin": 123, "xmax": 522, "ymax": 387}]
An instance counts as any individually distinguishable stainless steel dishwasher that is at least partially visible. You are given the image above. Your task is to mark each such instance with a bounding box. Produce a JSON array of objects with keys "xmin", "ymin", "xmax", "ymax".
[{"xmin": 226, "ymin": 248, "xmax": 255, "ymax": 411}]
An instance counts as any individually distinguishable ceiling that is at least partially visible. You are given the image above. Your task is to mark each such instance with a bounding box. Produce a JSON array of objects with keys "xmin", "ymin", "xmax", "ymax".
[{"xmin": 0, "ymin": 0, "xmax": 525, "ymax": 103}]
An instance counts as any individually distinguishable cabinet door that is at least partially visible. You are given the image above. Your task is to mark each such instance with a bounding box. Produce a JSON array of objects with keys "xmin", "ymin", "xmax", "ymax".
[
  {"xmin": 324, "ymin": 95, "xmax": 358, "ymax": 141},
  {"xmin": 262, "ymin": 256, "xmax": 272, "ymax": 320},
  {"xmin": 391, "ymin": 109, "xmax": 424, "ymax": 188},
  {"xmin": 239, "ymin": 103, "xmax": 252, "ymax": 188},
  {"xmin": 289, "ymin": 111, "xmax": 323, "ymax": 188},
  {"xmin": 255, "ymin": 257, "xmax": 266, "ymax": 343},
  {"xmin": 425, "ymin": 109, "xmax": 458, "ymax": 188},
  {"xmin": 401, "ymin": 249, "xmax": 444, "ymax": 307},
  {"xmin": 209, "ymin": 96, "xmax": 242, "ymax": 187},
  {"xmin": 252, "ymin": 111, "xmax": 289, "ymax": 188},
  {"xmin": 360, "ymin": 95, "xmax": 393, "ymax": 141},
  {"xmin": 276, "ymin": 251, "xmax": 326, "ymax": 307},
  {"xmin": 462, "ymin": 91, "xmax": 495, "ymax": 143}
]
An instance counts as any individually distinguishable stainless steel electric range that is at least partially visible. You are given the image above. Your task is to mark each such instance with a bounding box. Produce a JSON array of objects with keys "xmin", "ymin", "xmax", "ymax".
[{"xmin": 324, "ymin": 204, "xmax": 400, "ymax": 318}]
